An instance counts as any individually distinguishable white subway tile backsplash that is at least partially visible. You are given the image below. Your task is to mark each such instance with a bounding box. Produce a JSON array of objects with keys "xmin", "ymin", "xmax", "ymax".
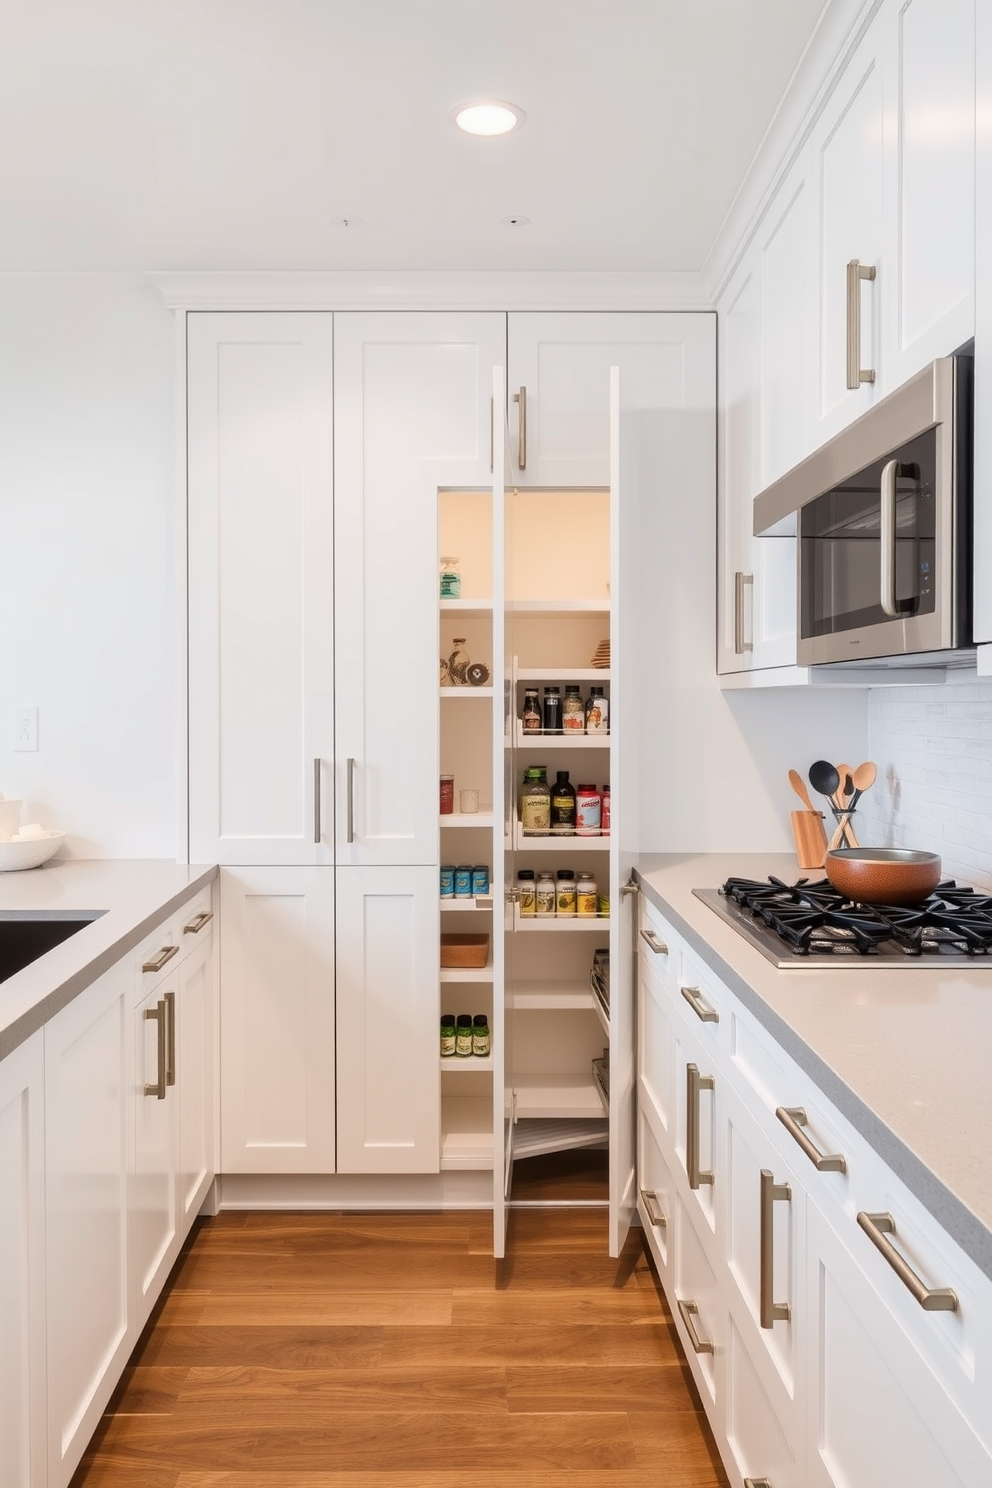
[{"xmin": 862, "ymin": 673, "xmax": 992, "ymax": 890}]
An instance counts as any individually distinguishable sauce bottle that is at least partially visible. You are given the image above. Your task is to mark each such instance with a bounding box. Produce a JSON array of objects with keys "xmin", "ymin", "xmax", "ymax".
[
  {"xmin": 520, "ymin": 767, "xmax": 551, "ymax": 836},
  {"xmin": 563, "ymin": 685, "xmax": 585, "ymax": 732},
  {"xmin": 550, "ymin": 770, "xmax": 576, "ymax": 835},
  {"xmin": 542, "ymin": 686, "xmax": 562, "ymax": 734}
]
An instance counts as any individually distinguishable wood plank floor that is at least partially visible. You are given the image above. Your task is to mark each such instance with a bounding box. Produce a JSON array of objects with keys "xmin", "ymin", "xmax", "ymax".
[{"xmin": 71, "ymin": 1196, "xmax": 728, "ymax": 1488}]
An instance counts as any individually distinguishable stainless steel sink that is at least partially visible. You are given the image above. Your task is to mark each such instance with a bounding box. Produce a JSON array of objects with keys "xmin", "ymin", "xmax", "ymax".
[{"xmin": 0, "ymin": 911, "xmax": 107, "ymax": 984}]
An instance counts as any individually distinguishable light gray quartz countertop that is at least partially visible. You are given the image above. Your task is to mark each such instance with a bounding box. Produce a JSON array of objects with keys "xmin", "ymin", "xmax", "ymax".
[
  {"xmin": 0, "ymin": 859, "xmax": 217, "ymax": 1061},
  {"xmin": 635, "ymin": 853, "xmax": 992, "ymax": 1282}
]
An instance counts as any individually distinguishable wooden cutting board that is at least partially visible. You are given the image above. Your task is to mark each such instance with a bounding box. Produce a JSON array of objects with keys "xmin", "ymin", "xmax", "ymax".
[{"xmin": 791, "ymin": 810, "xmax": 827, "ymax": 870}]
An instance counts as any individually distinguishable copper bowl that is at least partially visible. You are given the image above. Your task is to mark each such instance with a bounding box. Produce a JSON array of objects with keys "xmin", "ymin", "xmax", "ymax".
[{"xmin": 824, "ymin": 848, "xmax": 942, "ymax": 906}]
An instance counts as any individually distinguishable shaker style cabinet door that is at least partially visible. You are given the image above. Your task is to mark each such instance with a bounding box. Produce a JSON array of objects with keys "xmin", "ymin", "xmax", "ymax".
[
  {"xmin": 187, "ymin": 312, "xmax": 335, "ymax": 866},
  {"xmin": 0, "ymin": 1032, "xmax": 46, "ymax": 1488},
  {"xmin": 333, "ymin": 313, "xmax": 506, "ymax": 868},
  {"xmin": 717, "ymin": 255, "xmax": 761, "ymax": 674}
]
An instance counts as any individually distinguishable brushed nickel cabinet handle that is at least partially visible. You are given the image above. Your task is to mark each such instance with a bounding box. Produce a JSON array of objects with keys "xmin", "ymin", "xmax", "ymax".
[
  {"xmin": 734, "ymin": 570, "xmax": 753, "ymax": 654},
  {"xmin": 676, "ymin": 1297, "xmax": 714, "ymax": 1355},
  {"xmin": 686, "ymin": 1063, "xmax": 715, "ymax": 1189},
  {"xmin": 857, "ymin": 1212, "xmax": 958, "ymax": 1312},
  {"xmin": 489, "ymin": 396, "xmax": 494, "ymax": 474},
  {"xmin": 776, "ymin": 1106, "xmax": 847, "ymax": 1173},
  {"xmin": 681, "ymin": 985, "xmax": 719, "ymax": 1024},
  {"xmin": 621, "ymin": 879, "xmax": 639, "ymax": 899},
  {"xmin": 744, "ymin": 1479, "xmax": 773, "ymax": 1487},
  {"xmin": 346, "ymin": 757, "xmax": 356, "ymax": 843},
  {"xmin": 846, "ymin": 258, "xmax": 877, "ymax": 389},
  {"xmin": 513, "ymin": 385, "xmax": 527, "ymax": 469},
  {"xmin": 142, "ymin": 943, "xmax": 179, "ymax": 974},
  {"xmin": 879, "ymin": 457, "xmax": 900, "ymax": 618},
  {"xmin": 639, "ymin": 928, "xmax": 669, "ymax": 955},
  {"xmin": 183, "ymin": 909, "xmax": 213, "ymax": 935},
  {"xmin": 144, "ymin": 1001, "xmax": 167, "ymax": 1099},
  {"xmin": 164, "ymin": 990, "xmax": 176, "ymax": 1088},
  {"xmin": 313, "ymin": 757, "xmax": 322, "ymax": 844},
  {"xmin": 640, "ymin": 1189, "xmax": 667, "ymax": 1229},
  {"xmin": 760, "ymin": 1169, "xmax": 792, "ymax": 1328}
]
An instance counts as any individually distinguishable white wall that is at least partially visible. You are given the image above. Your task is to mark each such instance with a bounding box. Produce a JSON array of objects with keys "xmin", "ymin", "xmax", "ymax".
[
  {"xmin": 0, "ymin": 274, "xmax": 177, "ymax": 857},
  {"xmin": 860, "ymin": 674, "xmax": 992, "ymax": 891}
]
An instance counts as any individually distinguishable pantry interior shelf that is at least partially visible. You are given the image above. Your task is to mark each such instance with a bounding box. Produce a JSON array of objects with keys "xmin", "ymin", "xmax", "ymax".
[
  {"xmin": 440, "ymin": 899, "xmax": 493, "ymax": 913},
  {"xmin": 440, "ymin": 687, "xmax": 495, "ymax": 699},
  {"xmin": 514, "ymin": 727, "xmax": 610, "ymax": 748},
  {"xmin": 440, "ymin": 962, "xmax": 494, "ymax": 983},
  {"xmin": 506, "ymin": 599, "xmax": 610, "ymax": 614},
  {"xmin": 440, "ymin": 1093, "xmax": 494, "ymax": 1171},
  {"xmin": 440, "ymin": 599, "xmax": 494, "ymax": 618},
  {"xmin": 440, "ymin": 1055, "xmax": 494, "ymax": 1072},
  {"xmin": 516, "ymin": 667, "xmax": 612, "ymax": 682},
  {"xmin": 440, "ymin": 812, "xmax": 496, "ymax": 828},
  {"xmin": 514, "ymin": 828, "xmax": 610, "ymax": 851},
  {"xmin": 513, "ymin": 1075, "xmax": 606, "ymax": 1120},
  {"xmin": 506, "ymin": 980, "xmax": 597, "ymax": 1010},
  {"xmin": 513, "ymin": 914, "xmax": 612, "ymax": 932}
]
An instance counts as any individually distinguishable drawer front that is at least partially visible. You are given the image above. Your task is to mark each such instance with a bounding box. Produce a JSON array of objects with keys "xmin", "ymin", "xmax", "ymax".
[
  {"xmin": 638, "ymin": 952, "xmax": 675, "ymax": 1145},
  {"xmin": 674, "ymin": 1193, "xmax": 723, "ymax": 1411},
  {"xmin": 675, "ymin": 944, "xmax": 725, "ymax": 1056},
  {"xmin": 726, "ymin": 1313, "xmax": 803, "ymax": 1488},
  {"xmin": 637, "ymin": 1108, "xmax": 678, "ymax": 1288},
  {"xmin": 134, "ymin": 888, "xmax": 214, "ymax": 996},
  {"xmin": 638, "ymin": 897, "xmax": 674, "ymax": 986},
  {"xmin": 674, "ymin": 1020, "xmax": 719, "ymax": 1244}
]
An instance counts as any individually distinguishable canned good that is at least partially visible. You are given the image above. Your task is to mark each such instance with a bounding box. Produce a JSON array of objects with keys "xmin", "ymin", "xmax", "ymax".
[
  {"xmin": 454, "ymin": 865, "xmax": 473, "ymax": 898},
  {"xmin": 536, "ymin": 871, "xmax": 556, "ymax": 915},
  {"xmin": 576, "ymin": 872, "xmax": 598, "ymax": 917},
  {"xmin": 517, "ymin": 869, "xmax": 536, "ymax": 916},
  {"xmin": 556, "ymin": 869, "xmax": 577, "ymax": 917},
  {"xmin": 471, "ymin": 864, "xmax": 490, "ymax": 895},
  {"xmin": 440, "ymin": 864, "xmax": 455, "ymax": 899}
]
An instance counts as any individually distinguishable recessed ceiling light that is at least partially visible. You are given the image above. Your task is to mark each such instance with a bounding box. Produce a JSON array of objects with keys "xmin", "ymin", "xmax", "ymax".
[
  {"xmin": 501, "ymin": 215, "xmax": 531, "ymax": 228},
  {"xmin": 331, "ymin": 216, "xmax": 363, "ymax": 229},
  {"xmin": 451, "ymin": 101, "xmax": 525, "ymax": 137}
]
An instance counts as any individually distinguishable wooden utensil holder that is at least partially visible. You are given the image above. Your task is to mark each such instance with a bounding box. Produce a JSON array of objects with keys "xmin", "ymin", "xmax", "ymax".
[{"xmin": 791, "ymin": 810, "xmax": 828, "ymax": 870}]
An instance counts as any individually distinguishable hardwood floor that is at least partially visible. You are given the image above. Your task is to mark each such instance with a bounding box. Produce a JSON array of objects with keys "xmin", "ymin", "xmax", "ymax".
[{"xmin": 71, "ymin": 1200, "xmax": 728, "ymax": 1488}]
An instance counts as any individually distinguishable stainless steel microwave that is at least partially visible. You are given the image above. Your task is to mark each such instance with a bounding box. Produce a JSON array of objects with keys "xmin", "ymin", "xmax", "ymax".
[{"xmin": 753, "ymin": 355, "xmax": 973, "ymax": 666}]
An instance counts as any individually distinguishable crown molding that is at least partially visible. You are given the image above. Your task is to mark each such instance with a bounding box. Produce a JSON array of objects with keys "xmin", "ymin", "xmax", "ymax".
[
  {"xmin": 700, "ymin": 0, "xmax": 884, "ymax": 305},
  {"xmin": 146, "ymin": 269, "xmax": 711, "ymax": 313}
]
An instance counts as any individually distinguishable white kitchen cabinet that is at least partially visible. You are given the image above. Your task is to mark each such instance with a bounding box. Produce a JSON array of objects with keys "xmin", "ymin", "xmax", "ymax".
[
  {"xmin": 333, "ymin": 312, "xmax": 505, "ymax": 868},
  {"xmin": 219, "ymin": 867, "xmax": 336, "ymax": 1174},
  {"xmin": 717, "ymin": 253, "xmax": 761, "ymax": 675},
  {"xmin": 177, "ymin": 909, "xmax": 215, "ymax": 1228},
  {"xmin": 758, "ymin": 149, "xmax": 815, "ymax": 493},
  {"xmin": 131, "ymin": 974, "xmax": 179, "ymax": 1329},
  {"xmin": 0, "ymin": 1031, "xmax": 46, "ymax": 1488},
  {"xmin": 45, "ymin": 958, "xmax": 132, "ymax": 1488},
  {"xmin": 972, "ymin": 0, "xmax": 992, "ymax": 645},
  {"xmin": 187, "ymin": 312, "xmax": 335, "ymax": 867},
  {"xmin": 335, "ymin": 865, "xmax": 440, "ymax": 1173}
]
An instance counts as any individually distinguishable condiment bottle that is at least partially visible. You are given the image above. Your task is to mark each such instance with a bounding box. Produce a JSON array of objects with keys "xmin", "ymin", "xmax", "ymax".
[
  {"xmin": 440, "ymin": 1014, "xmax": 457, "ymax": 1057},
  {"xmin": 517, "ymin": 869, "xmax": 536, "ymax": 916},
  {"xmin": 563, "ymin": 685, "xmax": 585, "ymax": 732},
  {"xmin": 575, "ymin": 784, "xmax": 602, "ymax": 836},
  {"xmin": 585, "ymin": 686, "xmax": 609, "ymax": 733},
  {"xmin": 455, "ymin": 1014, "xmax": 474, "ymax": 1057},
  {"xmin": 521, "ymin": 688, "xmax": 542, "ymax": 733},
  {"xmin": 601, "ymin": 784, "xmax": 611, "ymax": 836},
  {"xmin": 542, "ymin": 686, "xmax": 562, "ymax": 734},
  {"xmin": 520, "ymin": 766, "xmax": 551, "ymax": 836},
  {"xmin": 472, "ymin": 1014, "xmax": 491, "ymax": 1057},
  {"xmin": 576, "ymin": 872, "xmax": 598, "ymax": 917},
  {"xmin": 535, "ymin": 871, "xmax": 556, "ymax": 915},
  {"xmin": 550, "ymin": 770, "xmax": 576, "ymax": 835},
  {"xmin": 556, "ymin": 869, "xmax": 577, "ymax": 917}
]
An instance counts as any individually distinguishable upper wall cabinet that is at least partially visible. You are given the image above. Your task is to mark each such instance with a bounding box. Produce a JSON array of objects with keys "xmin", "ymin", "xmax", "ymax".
[
  {"xmin": 333, "ymin": 313, "xmax": 505, "ymax": 868},
  {"xmin": 187, "ymin": 313, "xmax": 335, "ymax": 865}
]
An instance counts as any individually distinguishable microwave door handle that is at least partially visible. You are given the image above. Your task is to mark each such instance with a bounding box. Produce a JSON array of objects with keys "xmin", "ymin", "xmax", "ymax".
[{"xmin": 880, "ymin": 458, "xmax": 900, "ymax": 618}]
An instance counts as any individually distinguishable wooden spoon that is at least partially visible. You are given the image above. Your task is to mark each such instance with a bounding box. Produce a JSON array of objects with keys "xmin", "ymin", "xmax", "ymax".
[
  {"xmin": 788, "ymin": 769, "xmax": 818, "ymax": 813},
  {"xmin": 848, "ymin": 760, "xmax": 877, "ymax": 810}
]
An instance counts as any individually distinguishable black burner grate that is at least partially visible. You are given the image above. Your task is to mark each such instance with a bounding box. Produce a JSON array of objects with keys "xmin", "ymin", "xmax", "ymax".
[{"xmin": 719, "ymin": 877, "xmax": 992, "ymax": 958}]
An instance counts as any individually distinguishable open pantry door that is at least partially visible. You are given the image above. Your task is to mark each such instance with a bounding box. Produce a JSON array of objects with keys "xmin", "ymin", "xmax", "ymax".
[
  {"xmin": 609, "ymin": 365, "xmax": 639, "ymax": 1257},
  {"xmin": 492, "ymin": 363, "xmax": 510, "ymax": 1260}
]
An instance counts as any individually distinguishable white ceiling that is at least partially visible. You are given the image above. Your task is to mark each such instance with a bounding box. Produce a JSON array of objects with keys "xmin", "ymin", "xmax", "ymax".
[{"xmin": 0, "ymin": 0, "xmax": 829, "ymax": 273}]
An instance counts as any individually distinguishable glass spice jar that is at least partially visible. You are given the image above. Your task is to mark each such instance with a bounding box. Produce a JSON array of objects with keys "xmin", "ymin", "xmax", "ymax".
[
  {"xmin": 563, "ymin": 684, "xmax": 585, "ymax": 732},
  {"xmin": 448, "ymin": 638, "xmax": 471, "ymax": 685},
  {"xmin": 521, "ymin": 688, "xmax": 542, "ymax": 733},
  {"xmin": 517, "ymin": 869, "xmax": 536, "ymax": 916},
  {"xmin": 455, "ymin": 1014, "xmax": 474, "ymax": 1057},
  {"xmin": 472, "ymin": 1014, "xmax": 491, "ymax": 1057},
  {"xmin": 440, "ymin": 1014, "xmax": 457, "ymax": 1058},
  {"xmin": 556, "ymin": 869, "xmax": 577, "ymax": 917},
  {"xmin": 520, "ymin": 766, "xmax": 551, "ymax": 836}
]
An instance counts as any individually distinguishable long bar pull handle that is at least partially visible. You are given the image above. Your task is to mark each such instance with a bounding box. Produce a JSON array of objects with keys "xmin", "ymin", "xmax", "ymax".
[
  {"xmin": 183, "ymin": 909, "xmax": 213, "ymax": 935},
  {"xmin": 676, "ymin": 1298, "xmax": 714, "ymax": 1355},
  {"xmin": 681, "ymin": 985, "xmax": 719, "ymax": 1024},
  {"xmin": 164, "ymin": 990, "xmax": 176, "ymax": 1087},
  {"xmin": 513, "ymin": 386, "xmax": 527, "ymax": 470},
  {"xmin": 313, "ymin": 757, "xmax": 322, "ymax": 844},
  {"xmin": 760, "ymin": 1169, "xmax": 792, "ymax": 1328},
  {"xmin": 857, "ymin": 1212, "xmax": 958, "ymax": 1312},
  {"xmin": 142, "ymin": 944, "xmax": 179, "ymax": 974},
  {"xmin": 640, "ymin": 1190, "xmax": 667, "ymax": 1229},
  {"xmin": 880, "ymin": 458, "xmax": 900, "ymax": 618},
  {"xmin": 489, "ymin": 396, "xmax": 494, "ymax": 474},
  {"xmin": 846, "ymin": 258, "xmax": 877, "ymax": 389},
  {"xmin": 144, "ymin": 1001, "xmax": 167, "ymax": 1099},
  {"xmin": 686, "ymin": 1063, "xmax": 715, "ymax": 1190},
  {"xmin": 734, "ymin": 571, "xmax": 753, "ymax": 655},
  {"xmin": 639, "ymin": 928, "xmax": 669, "ymax": 955},
  {"xmin": 346, "ymin": 758, "xmax": 356, "ymax": 844},
  {"xmin": 776, "ymin": 1106, "xmax": 847, "ymax": 1173},
  {"xmin": 744, "ymin": 1480, "xmax": 773, "ymax": 1488}
]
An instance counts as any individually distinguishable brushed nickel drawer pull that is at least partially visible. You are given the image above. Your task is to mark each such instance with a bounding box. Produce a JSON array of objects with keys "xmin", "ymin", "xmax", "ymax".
[
  {"xmin": 639, "ymin": 928, "xmax": 669, "ymax": 955},
  {"xmin": 640, "ymin": 1189, "xmax": 667, "ymax": 1229},
  {"xmin": 513, "ymin": 385, "xmax": 527, "ymax": 469},
  {"xmin": 734, "ymin": 570, "xmax": 753, "ymax": 654},
  {"xmin": 846, "ymin": 258, "xmax": 877, "ymax": 389},
  {"xmin": 686, "ymin": 1063, "xmax": 715, "ymax": 1189},
  {"xmin": 144, "ymin": 1001, "xmax": 167, "ymax": 1099},
  {"xmin": 857, "ymin": 1212, "xmax": 958, "ymax": 1312},
  {"xmin": 676, "ymin": 1297, "xmax": 714, "ymax": 1355},
  {"xmin": 776, "ymin": 1107, "xmax": 847, "ymax": 1173},
  {"xmin": 346, "ymin": 757, "xmax": 356, "ymax": 844},
  {"xmin": 183, "ymin": 909, "xmax": 213, "ymax": 935},
  {"xmin": 164, "ymin": 990, "xmax": 176, "ymax": 1088},
  {"xmin": 313, "ymin": 756, "xmax": 322, "ymax": 844},
  {"xmin": 142, "ymin": 943, "xmax": 179, "ymax": 974},
  {"xmin": 744, "ymin": 1480, "xmax": 773, "ymax": 1488},
  {"xmin": 759, "ymin": 1169, "xmax": 792, "ymax": 1328},
  {"xmin": 681, "ymin": 984, "xmax": 719, "ymax": 1024}
]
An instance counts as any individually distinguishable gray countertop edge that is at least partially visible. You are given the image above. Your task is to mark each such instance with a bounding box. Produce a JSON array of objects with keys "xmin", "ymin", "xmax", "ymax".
[
  {"xmin": 0, "ymin": 864, "xmax": 218, "ymax": 1061},
  {"xmin": 634, "ymin": 867, "xmax": 992, "ymax": 1285}
]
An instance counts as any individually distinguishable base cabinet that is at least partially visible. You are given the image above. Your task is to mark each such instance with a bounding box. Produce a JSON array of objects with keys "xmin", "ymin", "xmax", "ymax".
[{"xmin": 0, "ymin": 1032, "xmax": 46, "ymax": 1488}]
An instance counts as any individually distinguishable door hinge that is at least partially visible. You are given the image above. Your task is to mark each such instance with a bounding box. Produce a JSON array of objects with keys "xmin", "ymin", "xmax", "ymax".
[{"xmin": 621, "ymin": 878, "xmax": 639, "ymax": 899}]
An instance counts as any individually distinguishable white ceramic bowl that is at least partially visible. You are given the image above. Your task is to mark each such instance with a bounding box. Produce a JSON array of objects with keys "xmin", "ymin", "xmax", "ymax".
[{"xmin": 0, "ymin": 830, "xmax": 66, "ymax": 872}]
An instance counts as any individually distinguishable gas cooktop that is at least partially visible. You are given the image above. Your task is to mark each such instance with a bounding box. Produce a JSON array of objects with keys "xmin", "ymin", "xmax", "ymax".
[{"xmin": 693, "ymin": 876, "xmax": 992, "ymax": 967}]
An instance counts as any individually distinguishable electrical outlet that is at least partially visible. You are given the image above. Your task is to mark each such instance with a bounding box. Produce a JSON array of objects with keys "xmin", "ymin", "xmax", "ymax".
[{"xmin": 14, "ymin": 705, "xmax": 38, "ymax": 751}]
